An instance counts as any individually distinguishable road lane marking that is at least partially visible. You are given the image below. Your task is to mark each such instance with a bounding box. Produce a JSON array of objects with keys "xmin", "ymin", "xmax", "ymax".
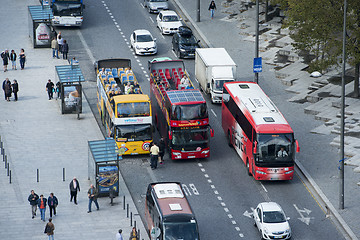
[
  {"xmin": 211, "ymin": 109, "xmax": 217, "ymax": 117},
  {"xmin": 260, "ymin": 182, "xmax": 268, "ymax": 192},
  {"xmin": 149, "ymin": 17, "xmax": 154, "ymax": 23}
]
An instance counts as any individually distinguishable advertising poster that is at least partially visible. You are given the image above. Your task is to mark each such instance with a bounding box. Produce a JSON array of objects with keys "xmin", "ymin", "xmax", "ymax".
[
  {"xmin": 63, "ymin": 85, "xmax": 80, "ymax": 112},
  {"xmin": 35, "ymin": 23, "xmax": 50, "ymax": 46},
  {"xmin": 98, "ymin": 165, "xmax": 119, "ymax": 194}
]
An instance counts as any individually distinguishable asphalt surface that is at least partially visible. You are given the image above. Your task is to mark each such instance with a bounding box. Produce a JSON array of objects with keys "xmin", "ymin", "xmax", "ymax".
[{"xmin": 1, "ymin": 0, "xmax": 358, "ymax": 239}]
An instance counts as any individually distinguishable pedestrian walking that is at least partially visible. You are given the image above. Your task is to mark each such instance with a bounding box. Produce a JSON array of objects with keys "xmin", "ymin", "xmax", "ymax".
[
  {"xmin": 12, "ymin": 79, "xmax": 19, "ymax": 101},
  {"xmin": 19, "ymin": 48, "xmax": 26, "ymax": 70},
  {"xmin": 69, "ymin": 177, "xmax": 80, "ymax": 204},
  {"xmin": 55, "ymin": 81, "xmax": 61, "ymax": 99},
  {"xmin": 129, "ymin": 227, "xmax": 139, "ymax": 240},
  {"xmin": 47, "ymin": 193, "xmax": 58, "ymax": 218},
  {"xmin": 159, "ymin": 137, "xmax": 166, "ymax": 164},
  {"xmin": 150, "ymin": 142, "xmax": 159, "ymax": 169},
  {"xmin": 9, "ymin": 50, "xmax": 17, "ymax": 70},
  {"xmin": 37, "ymin": 194, "xmax": 47, "ymax": 222},
  {"xmin": 1, "ymin": 50, "xmax": 10, "ymax": 72},
  {"xmin": 3, "ymin": 78, "xmax": 12, "ymax": 101},
  {"xmin": 57, "ymin": 32, "xmax": 64, "ymax": 54},
  {"xmin": 44, "ymin": 218, "xmax": 55, "ymax": 240},
  {"xmin": 28, "ymin": 190, "xmax": 39, "ymax": 219},
  {"xmin": 46, "ymin": 79, "xmax": 55, "ymax": 100},
  {"xmin": 62, "ymin": 40, "xmax": 69, "ymax": 60},
  {"xmin": 208, "ymin": 0, "xmax": 217, "ymax": 19},
  {"xmin": 51, "ymin": 37, "xmax": 59, "ymax": 59},
  {"xmin": 116, "ymin": 229, "xmax": 123, "ymax": 240},
  {"xmin": 87, "ymin": 184, "xmax": 99, "ymax": 213}
]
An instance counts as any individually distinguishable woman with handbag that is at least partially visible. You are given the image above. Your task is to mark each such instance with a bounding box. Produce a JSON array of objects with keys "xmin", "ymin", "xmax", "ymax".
[{"xmin": 129, "ymin": 227, "xmax": 138, "ymax": 240}]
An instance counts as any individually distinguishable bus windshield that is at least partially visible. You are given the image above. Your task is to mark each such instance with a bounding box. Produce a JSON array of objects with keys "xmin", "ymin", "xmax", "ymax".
[
  {"xmin": 171, "ymin": 128, "xmax": 209, "ymax": 151},
  {"xmin": 256, "ymin": 133, "xmax": 294, "ymax": 166},
  {"xmin": 53, "ymin": 3, "xmax": 82, "ymax": 16},
  {"xmin": 117, "ymin": 102, "xmax": 150, "ymax": 118},
  {"xmin": 115, "ymin": 124, "xmax": 151, "ymax": 141},
  {"xmin": 164, "ymin": 222, "xmax": 199, "ymax": 240},
  {"xmin": 171, "ymin": 103, "xmax": 208, "ymax": 121}
]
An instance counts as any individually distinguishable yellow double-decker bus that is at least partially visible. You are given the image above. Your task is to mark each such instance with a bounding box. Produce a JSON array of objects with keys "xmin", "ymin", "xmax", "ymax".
[{"xmin": 96, "ymin": 59, "xmax": 153, "ymax": 155}]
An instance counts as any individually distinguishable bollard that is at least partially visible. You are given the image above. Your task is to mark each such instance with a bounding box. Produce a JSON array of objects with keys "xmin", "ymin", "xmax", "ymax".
[
  {"xmin": 37, "ymin": 169, "xmax": 39, "ymax": 182},
  {"xmin": 127, "ymin": 204, "xmax": 129, "ymax": 218},
  {"xmin": 134, "ymin": 220, "xmax": 137, "ymax": 229},
  {"xmin": 123, "ymin": 196, "xmax": 125, "ymax": 210},
  {"xmin": 63, "ymin": 168, "xmax": 65, "ymax": 182},
  {"xmin": 130, "ymin": 212, "xmax": 132, "ymax": 226},
  {"xmin": 2, "ymin": 148, "xmax": 4, "ymax": 160},
  {"xmin": 7, "ymin": 163, "xmax": 9, "ymax": 176},
  {"xmin": 9, "ymin": 170, "xmax": 11, "ymax": 184},
  {"xmin": 5, "ymin": 155, "xmax": 7, "ymax": 168},
  {"xmin": 138, "ymin": 229, "xmax": 140, "ymax": 240},
  {"xmin": 0, "ymin": 141, "xmax": 3, "ymax": 153}
]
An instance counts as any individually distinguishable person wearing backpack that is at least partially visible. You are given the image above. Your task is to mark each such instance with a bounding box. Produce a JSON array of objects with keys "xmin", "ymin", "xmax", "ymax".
[{"xmin": 44, "ymin": 218, "xmax": 55, "ymax": 240}]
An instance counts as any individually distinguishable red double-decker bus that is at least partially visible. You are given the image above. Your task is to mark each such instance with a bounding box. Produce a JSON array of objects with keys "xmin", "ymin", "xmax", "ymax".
[
  {"xmin": 149, "ymin": 58, "xmax": 213, "ymax": 160},
  {"xmin": 222, "ymin": 81, "xmax": 299, "ymax": 180}
]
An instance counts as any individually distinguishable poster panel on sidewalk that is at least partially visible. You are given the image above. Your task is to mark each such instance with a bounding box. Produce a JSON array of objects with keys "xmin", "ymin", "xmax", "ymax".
[{"xmin": 98, "ymin": 165, "xmax": 119, "ymax": 194}]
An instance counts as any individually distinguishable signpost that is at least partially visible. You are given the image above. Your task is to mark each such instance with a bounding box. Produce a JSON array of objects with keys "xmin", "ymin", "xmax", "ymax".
[{"xmin": 253, "ymin": 57, "xmax": 262, "ymax": 73}]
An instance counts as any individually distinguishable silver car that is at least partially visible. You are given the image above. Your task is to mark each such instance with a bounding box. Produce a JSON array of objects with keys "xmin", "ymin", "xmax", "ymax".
[{"xmin": 144, "ymin": 0, "xmax": 169, "ymax": 13}]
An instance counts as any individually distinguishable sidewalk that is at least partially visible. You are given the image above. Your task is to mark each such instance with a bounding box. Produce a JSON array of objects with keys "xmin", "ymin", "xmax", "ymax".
[
  {"xmin": 172, "ymin": 0, "xmax": 359, "ymax": 239},
  {"xmin": 0, "ymin": 0, "xmax": 148, "ymax": 239}
]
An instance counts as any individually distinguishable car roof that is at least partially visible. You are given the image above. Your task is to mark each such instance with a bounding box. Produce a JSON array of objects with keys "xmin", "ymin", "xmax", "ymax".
[
  {"xmin": 159, "ymin": 10, "xmax": 178, "ymax": 16},
  {"xmin": 134, "ymin": 29, "xmax": 152, "ymax": 36},
  {"xmin": 259, "ymin": 202, "xmax": 282, "ymax": 212}
]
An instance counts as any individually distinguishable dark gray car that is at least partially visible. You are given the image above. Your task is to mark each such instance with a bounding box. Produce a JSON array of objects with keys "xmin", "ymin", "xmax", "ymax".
[{"xmin": 172, "ymin": 26, "xmax": 200, "ymax": 59}]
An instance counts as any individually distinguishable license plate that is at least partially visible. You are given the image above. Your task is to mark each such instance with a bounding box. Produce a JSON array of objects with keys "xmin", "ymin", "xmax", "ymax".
[{"xmin": 188, "ymin": 156, "xmax": 195, "ymax": 158}]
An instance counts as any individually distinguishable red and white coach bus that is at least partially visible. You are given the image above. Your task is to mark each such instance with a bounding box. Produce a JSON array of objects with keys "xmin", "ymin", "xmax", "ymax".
[{"xmin": 222, "ymin": 81, "xmax": 299, "ymax": 180}]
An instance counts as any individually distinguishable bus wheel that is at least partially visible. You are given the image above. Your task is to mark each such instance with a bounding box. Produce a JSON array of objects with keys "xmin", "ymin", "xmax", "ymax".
[
  {"xmin": 246, "ymin": 160, "xmax": 252, "ymax": 176},
  {"xmin": 227, "ymin": 131, "xmax": 232, "ymax": 147}
]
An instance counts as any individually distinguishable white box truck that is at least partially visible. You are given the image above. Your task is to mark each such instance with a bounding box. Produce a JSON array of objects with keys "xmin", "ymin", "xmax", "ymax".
[{"xmin": 195, "ymin": 48, "xmax": 236, "ymax": 103}]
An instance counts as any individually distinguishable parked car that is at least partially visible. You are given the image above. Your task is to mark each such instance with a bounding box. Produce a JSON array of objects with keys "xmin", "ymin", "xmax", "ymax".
[
  {"xmin": 143, "ymin": 0, "xmax": 169, "ymax": 13},
  {"xmin": 130, "ymin": 30, "xmax": 157, "ymax": 56},
  {"xmin": 253, "ymin": 202, "xmax": 291, "ymax": 240},
  {"xmin": 156, "ymin": 10, "xmax": 182, "ymax": 35},
  {"xmin": 172, "ymin": 26, "xmax": 200, "ymax": 59}
]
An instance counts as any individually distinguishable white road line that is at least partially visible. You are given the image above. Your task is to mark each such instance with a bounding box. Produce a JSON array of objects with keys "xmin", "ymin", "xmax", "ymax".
[
  {"xmin": 140, "ymin": 2, "xmax": 144, "ymax": 8},
  {"xmin": 140, "ymin": 66, "xmax": 144, "ymax": 70},
  {"xmin": 207, "ymin": 179, "xmax": 212, "ymax": 183},
  {"xmin": 147, "ymin": 78, "xmax": 150, "ymax": 81},
  {"xmin": 204, "ymin": 174, "xmax": 209, "ymax": 178},
  {"xmin": 260, "ymin": 182, "xmax": 268, "ymax": 192},
  {"xmin": 107, "ymin": 9, "xmax": 110, "ymax": 12},
  {"xmin": 211, "ymin": 109, "xmax": 217, "ymax": 117},
  {"xmin": 221, "ymin": 202, "xmax": 226, "ymax": 206},
  {"xmin": 210, "ymin": 185, "xmax": 215, "ymax": 189},
  {"xmin": 200, "ymin": 168, "xmax": 205, "ymax": 172},
  {"xmin": 139, "ymin": 63, "xmax": 143, "ymax": 66},
  {"xmin": 149, "ymin": 17, "xmax": 154, "ymax": 23},
  {"xmin": 136, "ymin": 59, "xmax": 140, "ymax": 62},
  {"xmin": 235, "ymin": 227, "xmax": 240, "ymax": 231},
  {"xmin": 214, "ymin": 190, "xmax": 219, "ymax": 195},
  {"xmin": 198, "ymin": 163, "xmax": 203, "ymax": 167},
  {"xmin": 228, "ymin": 214, "xmax": 233, "ymax": 219},
  {"xmin": 114, "ymin": 22, "xmax": 118, "ymax": 25},
  {"xmin": 109, "ymin": 12, "xmax": 112, "ymax": 16},
  {"xmin": 231, "ymin": 220, "xmax": 236, "ymax": 225},
  {"xmin": 143, "ymin": 71, "xmax": 147, "ymax": 74},
  {"xmin": 217, "ymin": 196, "xmax": 222, "ymax": 201},
  {"xmin": 77, "ymin": 30, "xmax": 95, "ymax": 63},
  {"xmin": 120, "ymin": 31, "xmax": 123, "ymax": 34},
  {"xmin": 172, "ymin": 50, "xmax": 177, "ymax": 58},
  {"xmin": 239, "ymin": 233, "xmax": 244, "ymax": 237},
  {"xmin": 161, "ymin": 34, "xmax": 165, "ymax": 39},
  {"xmin": 224, "ymin": 208, "xmax": 229, "ymax": 212}
]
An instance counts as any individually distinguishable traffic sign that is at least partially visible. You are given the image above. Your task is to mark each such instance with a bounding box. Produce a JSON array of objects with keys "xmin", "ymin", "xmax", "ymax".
[
  {"xmin": 253, "ymin": 57, "xmax": 262, "ymax": 73},
  {"xmin": 150, "ymin": 227, "xmax": 161, "ymax": 239}
]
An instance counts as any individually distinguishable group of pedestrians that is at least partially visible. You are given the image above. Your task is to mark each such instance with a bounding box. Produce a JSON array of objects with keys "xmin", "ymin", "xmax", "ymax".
[
  {"xmin": 115, "ymin": 227, "xmax": 139, "ymax": 240},
  {"xmin": 51, "ymin": 32, "xmax": 69, "ymax": 59},
  {"xmin": 1, "ymin": 48, "xmax": 26, "ymax": 72},
  {"xmin": 149, "ymin": 137, "xmax": 166, "ymax": 170},
  {"xmin": 28, "ymin": 190, "xmax": 59, "ymax": 221},
  {"xmin": 2, "ymin": 78, "xmax": 19, "ymax": 101}
]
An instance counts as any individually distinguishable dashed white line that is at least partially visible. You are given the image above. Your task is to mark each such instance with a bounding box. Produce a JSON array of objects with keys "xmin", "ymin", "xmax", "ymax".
[
  {"xmin": 198, "ymin": 163, "xmax": 203, "ymax": 167},
  {"xmin": 260, "ymin": 182, "xmax": 268, "ymax": 192},
  {"xmin": 217, "ymin": 196, "xmax": 222, "ymax": 201},
  {"xmin": 136, "ymin": 59, "xmax": 140, "ymax": 62},
  {"xmin": 200, "ymin": 168, "xmax": 205, "ymax": 172},
  {"xmin": 239, "ymin": 233, "xmax": 244, "ymax": 238},
  {"xmin": 207, "ymin": 179, "xmax": 212, "ymax": 183},
  {"xmin": 114, "ymin": 22, "xmax": 118, "ymax": 25},
  {"xmin": 228, "ymin": 214, "xmax": 233, "ymax": 219},
  {"xmin": 149, "ymin": 17, "xmax": 154, "ymax": 23},
  {"xmin": 210, "ymin": 185, "xmax": 215, "ymax": 189},
  {"xmin": 231, "ymin": 220, "xmax": 236, "ymax": 225},
  {"xmin": 204, "ymin": 174, "xmax": 209, "ymax": 178},
  {"xmin": 224, "ymin": 208, "xmax": 229, "ymax": 212},
  {"xmin": 109, "ymin": 12, "xmax": 112, "ymax": 16},
  {"xmin": 214, "ymin": 190, "xmax": 219, "ymax": 195},
  {"xmin": 221, "ymin": 202, "xmax": 226, "ymax": 206},
  {"xmin": 211, "ymin": 109, "xmax": 217, "ymax": 117},
  {"xmin": 235, "ymin": 227, "xmax": 240, "ymax": 231},
  {"xmin": 107, "ymin": 9, "xmax": 110, "ymax": 12}
]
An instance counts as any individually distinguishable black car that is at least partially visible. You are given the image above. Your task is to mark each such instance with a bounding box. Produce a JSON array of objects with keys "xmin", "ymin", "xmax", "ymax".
[{"xmin": 172, "ymin": 26, "xmax": 200, "ymax": 59}]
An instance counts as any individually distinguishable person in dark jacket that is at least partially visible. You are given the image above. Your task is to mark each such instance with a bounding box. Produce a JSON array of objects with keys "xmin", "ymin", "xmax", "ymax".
[
  {"xmin": 12, "ymin": 79, "xmax": 19, "ymax": 101},
  {"xmin": 62, "ymin": 40, "xmax": 69, "ymax": 59},
  {"xmin": 45, "ymin": 218, "xmax": 55, "ymax": 240},
  {"xmin": 69, "ymin": 177, "xmax": 80, "ymax": 204},
  {"xmin": 159, "ymin": 137, "xmax": 166, "ymax": 164},
  {"xmin": 3, "ymin": 78, "xmax": 12, "ymax": 101},
  {"xmin": 1, "ymin": 50, "xmax": 10, "ymax": 72},
  {"xmin": 19, "ymin": 48, "xmax": 26, "ymax": 70},
  {"xmin": 9, "ymin": 49, "xmax": 16, "ymax": 70},
  {"xmin": 208, "ymin": 0, "xmax": 217, "ymax": 19},
  {"xmin": 87, "ymin": 184, "xmax": 99, "ymax": 213},
  {"xmin": 47, "ymin": 193, "xmax": 58, "ymax": 218},
  {"xmin": 28, "ymin": 190, "xmax": 39, "ymax": 219},
  {"xmin": 37, "ymin": 194, "xmax": 47, "ymax": 222},
  {"xmin": 46, "ymin": 79, "xmax": 55, "ymax": 100}
]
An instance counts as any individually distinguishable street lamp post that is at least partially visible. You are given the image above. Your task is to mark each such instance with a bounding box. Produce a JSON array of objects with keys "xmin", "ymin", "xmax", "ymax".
[
  {"xmin": 339, "ymin": 0, "xmax": 347, "ymax": 210},
  {"xmin": 254, "ymin": 0, "xmax": 259, "ymax": 83},
  {"xmin": 196, "ymin": 0, "xmax": 200, "ymax": 22}
]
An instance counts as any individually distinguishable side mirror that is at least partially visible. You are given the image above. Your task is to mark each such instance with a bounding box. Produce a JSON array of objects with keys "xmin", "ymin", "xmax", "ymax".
[
  {"xmin": 154, "ymin": 38, "xmax": 157, "ymax": 42},
  {"xmin": 286, "ymin": 217, "xmax": 290, "ymax": 221},
  {"xmin": 295, "ymin": 140, "xmax": 300, "ymax": 152},
  {"xmin": 168, "ymin": 131, "xmax": 172, "ymax": 140},
  {"xmin": 210, "ymin": 129, "xmax": 214, "ymax": 137},
  {"xmin": 253, "ymin": 141, "xmax": 257, "ymax": 154}
]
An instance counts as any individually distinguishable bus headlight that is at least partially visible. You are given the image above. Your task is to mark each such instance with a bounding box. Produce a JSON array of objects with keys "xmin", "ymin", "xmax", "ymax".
[
  {"xmin": 201, "ymin": 150, "xmax": 209, "ymax": 154},
  {"xmin": 173, "ymin": 152, "xmax": 181, "ymax": 158},
  {"xmin": 285, "ymin": 170, "xmax": 294, "ymax": 174},
  {"xmin": 256, "ymin": 170, "xmax": 266, "ymax": 175}
]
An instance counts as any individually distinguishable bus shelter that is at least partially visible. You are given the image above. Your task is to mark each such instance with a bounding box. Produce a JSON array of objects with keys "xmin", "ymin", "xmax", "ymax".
[
  {"xmin": 88, "ymin": 138, "xmax": 121, "ymax": 197},
  {"xmin": 28, "ymin": 5, "xmax": 55, "ymax": 48},
  {"xmin": 55, "ymin": 65, "xmax": 85, "ymax": 114}
]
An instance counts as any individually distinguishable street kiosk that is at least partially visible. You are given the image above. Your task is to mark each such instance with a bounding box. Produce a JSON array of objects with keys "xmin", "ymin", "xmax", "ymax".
[
  {"xmin": 28, "ymin": 5, "xmax": 55, "ymax": 48},
  {"xmin": 88, "ymin": 138, "xmax": 121, "ymax": 197},
  {"xmin": 55, "ymin": 65, "xmax": 85, "ymax": 114}
]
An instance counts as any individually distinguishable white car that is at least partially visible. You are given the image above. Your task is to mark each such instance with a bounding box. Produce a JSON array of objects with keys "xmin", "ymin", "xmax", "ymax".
[
  {"xmin": 156, "ymin": 10, "xmax": 183, "ymax": 35},
  {"xmin": 130, "ymin": 30, "xmax": 157, "ymax": 55},
  {"xmin": 253, "ymin": 202, "xmax": 291, "ymax": 240}
]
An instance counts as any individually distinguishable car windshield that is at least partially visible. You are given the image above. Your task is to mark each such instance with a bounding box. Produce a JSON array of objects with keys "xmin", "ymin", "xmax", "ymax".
[
  {"xmin": 212, "ymin": 79, "xmax": 233, "ymax": 92},
  {"xmin": 53, "ymin": 3, "xmax": 82, "ymax": 16},
  {"xmin": 163, "ymin": 15, "xmax": 179, "ymax": 22},
  {"xmin": 263, "ymin": 211, "xmax": 286, "ymax": 223},
  {"xmin": 164, "ymin": 222, "xmax": 199, "ymax": 240},
  {"xmin": 137, "ymin": 34, "xmax": 153, "ymax": 42},
  {"xmin": 115, "ymin": 124, "xmax": 151, "ymax": 141},
  {"xmin": 256, "ymin": 133, "xmax": 294, "ymax": 166},
  {"xmin": 179, "ymin": 36, "xmax": 197, "ymax": 46},
  {"xmin": 117, "ymin": 102, "xmax": 150, "ymax": 118},
  {"xmin": 171, "ymin": 103, "xmax": 208, "ymax": 121}
]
